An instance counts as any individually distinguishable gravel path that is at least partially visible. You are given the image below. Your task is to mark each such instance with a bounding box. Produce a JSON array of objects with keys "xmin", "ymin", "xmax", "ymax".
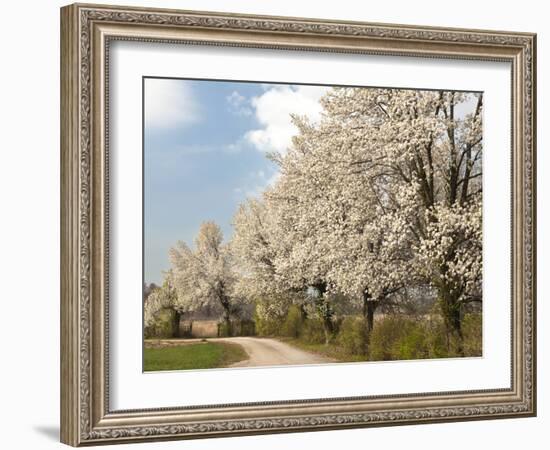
[{"xmin": 209, "ymin": 337, "xmax": 334, "ymax": 367}]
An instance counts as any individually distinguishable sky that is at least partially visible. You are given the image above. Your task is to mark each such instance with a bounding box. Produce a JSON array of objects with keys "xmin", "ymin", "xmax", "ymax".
[{"xmin": 144, "ymin": 78, "xmax": 329, "ymax": 284}]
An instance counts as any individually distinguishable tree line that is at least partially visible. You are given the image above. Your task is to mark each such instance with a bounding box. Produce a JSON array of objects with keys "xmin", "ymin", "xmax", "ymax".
[{"xmin": 145, "ymin": 87, "xmax": 483, "ymax": 356}]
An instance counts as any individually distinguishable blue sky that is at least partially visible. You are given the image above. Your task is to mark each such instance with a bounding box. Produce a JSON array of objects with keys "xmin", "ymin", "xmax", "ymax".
[{"xmin": 144, "ymin": 78, "xmax": 328, "ymax": 284}]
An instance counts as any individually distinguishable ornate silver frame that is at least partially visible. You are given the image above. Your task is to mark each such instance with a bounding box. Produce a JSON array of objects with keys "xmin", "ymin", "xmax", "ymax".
[{"xmin": 60, "ymin": 3, "xmax": 536, "ymax": 446}]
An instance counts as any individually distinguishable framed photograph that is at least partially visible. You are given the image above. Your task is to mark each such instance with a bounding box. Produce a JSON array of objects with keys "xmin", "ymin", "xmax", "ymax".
[{"xmin": 60, "ymin": 3, "xmax": 537, "ymax": 446}]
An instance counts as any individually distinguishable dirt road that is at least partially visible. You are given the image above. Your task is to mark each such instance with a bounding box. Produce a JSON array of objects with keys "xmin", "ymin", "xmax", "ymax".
[{"xmin": 210, "ymin": 337, "xmax": 334, "ymax": 367}]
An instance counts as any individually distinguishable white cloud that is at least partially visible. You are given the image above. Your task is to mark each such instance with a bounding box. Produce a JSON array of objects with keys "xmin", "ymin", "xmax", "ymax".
[
  {"xmin": 245, "ymin": 85, "xmax": 329, "ymax": 154},
  {"xmin": 234, "ymin": 168, "xmax": 281, "ymax": 200},
  {"xmin": 145, "ymin": 79, "xmax": 201, "ymax": 129},
  {"xmin": 226, "ymin": 90, "xmax": 252, "ymax": 116}
]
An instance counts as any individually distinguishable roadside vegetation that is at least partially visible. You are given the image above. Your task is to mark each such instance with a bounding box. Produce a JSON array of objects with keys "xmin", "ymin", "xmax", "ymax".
[{"xmin": 259, "ymin": 304, "xmax": 482, "ymax": 362}]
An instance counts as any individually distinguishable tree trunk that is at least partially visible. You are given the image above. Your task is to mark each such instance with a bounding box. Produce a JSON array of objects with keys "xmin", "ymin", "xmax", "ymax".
[
  {"xmin": 362, "ymin": 292, "xmax": 379, "ymax": 356},
  {"xmin": 223, "ymin": 310, "xmax": 232, "ymax": 337},
  {"xmin": 217, "ymin": 289, "xmax": 233, "ymax": 337},
  {"xmin": 322, "ymin": 308, "xmax": 334, "ymax": 345},
  {"xmin": 448, "ymin": 306, "xmax": 464, "ymax": 356},
  {"xmin": 172, "ymin": 310, "xmax": 182, "ymax": 338},
  {"xmin": 435, "ymin": 231, "xmax": 466, "ymax": 356},
  {"xmin": 299, "ymin": 303, "xmax": 308, "ymax": 321},
  {"xmin": 313, "ymin": 281, "xmax": 333, "ymax": 345},
  {"xmin": 365, "ymin": 301, "xmax": 378, "ymax": 336},
  {"xmin": 438, "ymin": 286, "xmax": 464, "ymax": 356}
]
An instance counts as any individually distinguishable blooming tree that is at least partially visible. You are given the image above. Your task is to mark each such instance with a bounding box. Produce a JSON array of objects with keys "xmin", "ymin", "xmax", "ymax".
[
  {"xmin": 170, "ymin": 221, "xmax": 241, "ymax": 329},
  {"xmin": 232, "ymin": 198, "xmax": 285, "ymax": 299},
  {"xmin": 288, "ymin": 87, "xmax": 482, "ymax": 351},
  {"xmin": 232, "ymin": 197, "xmax": 310, "ymax": 325},
  {"xmin": 143, "ymin": 274, "xmax": 178, "ymax": 329},
  {"xmin": 265, "ymin": 108, "xmax": 412, "ymax": 340},
  {"xmin": 246, "ymin": 87, "xmax": 483, "ymax": 352},
  {"xmin": 345, "ymin": 88, "xmax": 483, "ymax": 353}
]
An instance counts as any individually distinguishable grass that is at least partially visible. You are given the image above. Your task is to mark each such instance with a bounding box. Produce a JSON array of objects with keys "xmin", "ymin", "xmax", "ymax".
[{"xmin": 144, "ymin": 341, "xmax": 248, "ymax": 371}]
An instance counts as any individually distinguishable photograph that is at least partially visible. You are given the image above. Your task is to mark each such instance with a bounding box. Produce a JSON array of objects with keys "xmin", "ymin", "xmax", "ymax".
[
  {"xmin": 142, "ymin": 78, "xmax": 483, "ymax": 372},
  {"xmin": 57, "ymin": 2, "xmax": 536, "ymax": 446}
]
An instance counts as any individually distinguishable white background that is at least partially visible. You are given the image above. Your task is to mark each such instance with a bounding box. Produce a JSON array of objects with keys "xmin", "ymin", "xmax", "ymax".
[
  {"xmin": 0, "ymin": 0, "xmax": 547, "ymax": 449},
  {"xmin": 110, "ymin": 42, "xmax": 511, "ymax": 409}
]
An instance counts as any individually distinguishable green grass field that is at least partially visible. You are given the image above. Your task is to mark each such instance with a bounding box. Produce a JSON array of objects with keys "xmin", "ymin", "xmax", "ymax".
[{"xmin": 144, "ymin": 341, "xmax": 248, "ymax": 371}]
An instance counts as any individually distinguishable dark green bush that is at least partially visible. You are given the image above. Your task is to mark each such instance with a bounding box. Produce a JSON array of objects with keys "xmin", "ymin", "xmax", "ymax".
[
  {"xmin": 217, "ymin": 319, "xmax": 256, "ymax": 337},
  {"xmin": 217, "ymin": 321, "xmax": 232, "ymax": 337},
  {"xmin": 238, "ymin": 319, "xmax": 256, "ymax": 337},
  {"xmin": 337, "ymin": 316, "xmax": 368, "ymax": 355}
]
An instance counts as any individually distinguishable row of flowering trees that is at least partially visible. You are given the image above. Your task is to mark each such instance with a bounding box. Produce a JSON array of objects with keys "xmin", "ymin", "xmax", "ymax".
[{"xmin": 146, "ymin": 87, "xmax": 483, "ymax": 355}]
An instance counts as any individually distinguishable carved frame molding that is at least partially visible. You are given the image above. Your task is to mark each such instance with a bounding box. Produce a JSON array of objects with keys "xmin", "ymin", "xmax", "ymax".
[{"xmin": 60, "ymin": 3, "xmax": 536, "ymax": 446}]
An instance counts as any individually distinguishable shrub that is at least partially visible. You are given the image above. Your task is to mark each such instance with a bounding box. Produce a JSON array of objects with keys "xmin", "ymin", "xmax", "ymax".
[
  {"xmin": 369, "ymin": 316, "xmax": 405, "ymax": 360},
  {"xmin": 463, "ymin": 313, "xmax": 482, "ymax": 356},
  {"xmin": 217, "ymin": 321, "xmax": 233, "ymax": 337},
  {"xmin": 144, "ymin": 308, "xmax": 177, "ymax": 339},
  {"xmin": 254, "ymin": 305, "xmax": 285, "ymax": 337},
  {"xmin": 238, "ymin": 319, "xmax": 256, "ymax": 337},
  {"xmin": 219, "ymin": 319, "xmax": 256, "ymax": 337},
  {"xmin": 347, "ymin": 312, "xmax": 481, "ymax": 361},
  {"xmin": 337, "ymin": 316, "xmax": 368, "ymax": 355},
  {"xmin": 332, "ymin": 316, "xmax": 344, "ymax": 335},
  {"xmin": 396, "ymin": 322, "xmax": 430, "ymax": 360},
  {"xmin": 281, "ymin": 305, "xmax": 304, "ymax": 338},
  {"xmin": 369, "ymin": 316, "xmax": 431, "ymax": 361},
  {"xmin": 422, "ymin": 317, "xmax": 449, "ymax": 358},
  {"xmin": 301, "ymin": 318, "xmax": 326, "ymax": 344},
  {"xmin": 424, "ymin": 310, "xmax": 482, "ymax": 357}
]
